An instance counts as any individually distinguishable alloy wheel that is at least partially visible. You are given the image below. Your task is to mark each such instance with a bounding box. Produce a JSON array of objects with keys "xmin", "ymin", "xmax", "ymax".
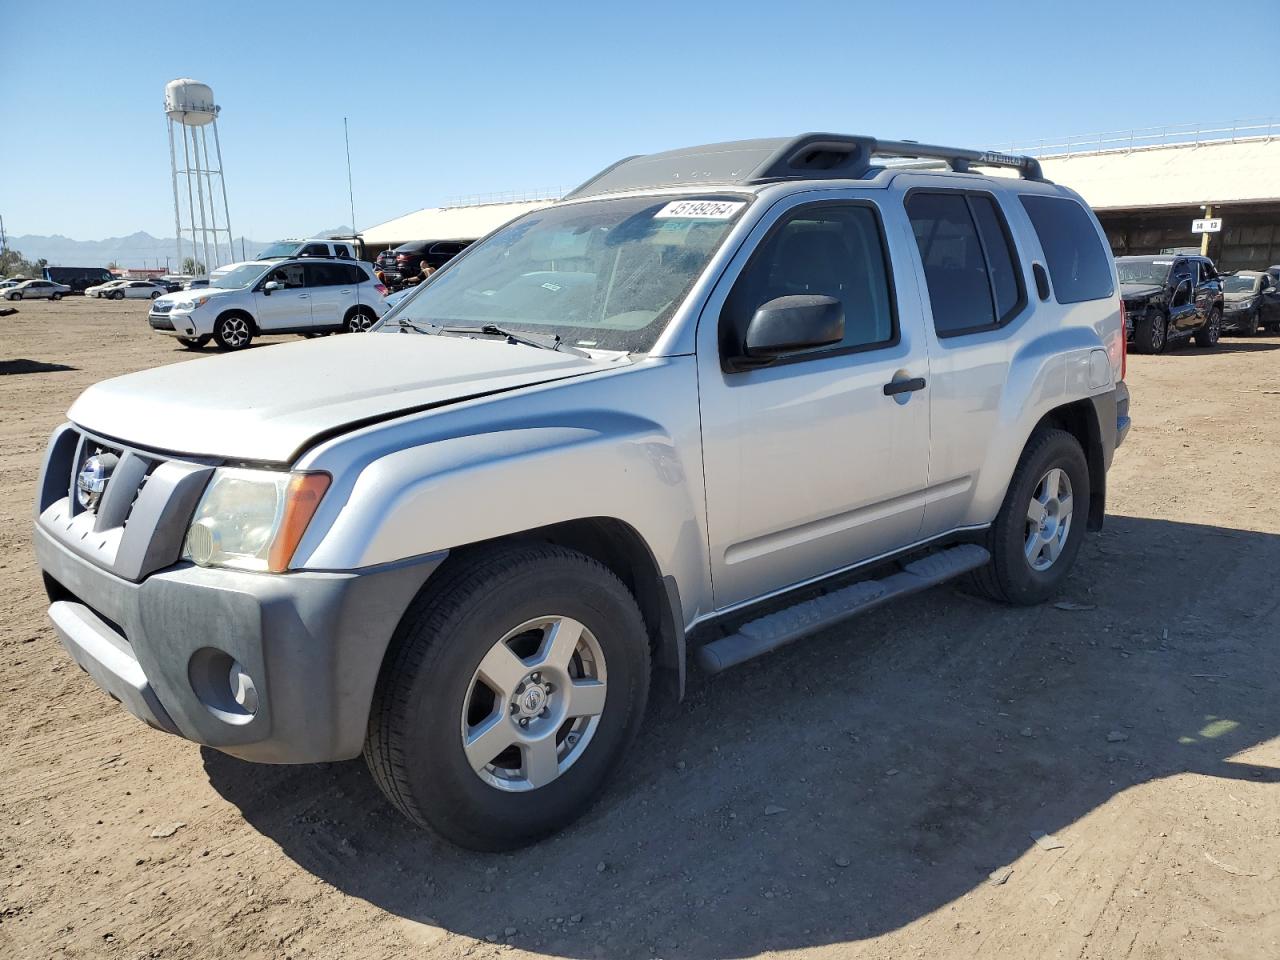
[
  {"xmin": 1024, "ymin": 467, "xmax": 1073, "ymax": 572},
  {"xmin": 220, "ymin": 317, "xmax": 249, "ymax": 347},
  {"xmin": 461, "ymin": 616, "xmax": 608, "ymax": 792},
  {"xmin": 1150, "ymin": 311, "xmax": 1165, "ymax": 351}
]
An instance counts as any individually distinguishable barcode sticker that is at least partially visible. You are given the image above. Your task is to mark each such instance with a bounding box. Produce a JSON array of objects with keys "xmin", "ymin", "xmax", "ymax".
[{"xmin": 653, "ymin": 199, "xmax": 746, "ymax": 220}]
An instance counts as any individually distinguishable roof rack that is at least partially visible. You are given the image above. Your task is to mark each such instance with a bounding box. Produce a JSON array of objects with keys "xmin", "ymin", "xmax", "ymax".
[{"xmin": 565, "ymin": 133, "xmax": 1046, "ymax": 200}]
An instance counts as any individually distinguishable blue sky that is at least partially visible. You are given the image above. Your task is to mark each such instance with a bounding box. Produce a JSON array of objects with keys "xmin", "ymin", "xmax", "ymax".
[{"xmin": 5, "ymin": 0, "xmax": 1278, "ymax": 241}]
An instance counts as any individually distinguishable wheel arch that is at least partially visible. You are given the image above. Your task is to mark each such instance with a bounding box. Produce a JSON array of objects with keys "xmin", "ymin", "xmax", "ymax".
[
  {"xmin": 1034, "ymin": 398, "xmax": 1106, "ymax": 531},
  {"xmin": 423, "ymin": 517, "xmax": 686, "ymax": 702}
]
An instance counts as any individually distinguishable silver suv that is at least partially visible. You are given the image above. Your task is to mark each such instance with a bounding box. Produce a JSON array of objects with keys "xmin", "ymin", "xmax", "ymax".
[
  {"xmin": 34, "ymin": 134, "xmax": 1130, "ymax": 850},
  {"xmin": 149, "ymin": 258, "xmax": 388, "ymax": 350}
]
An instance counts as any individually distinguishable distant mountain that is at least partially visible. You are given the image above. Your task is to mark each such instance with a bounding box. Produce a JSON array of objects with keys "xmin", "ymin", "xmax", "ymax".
[{"xmin": 6, "ymin": 226, "xmax": 355, "ymax": 269}]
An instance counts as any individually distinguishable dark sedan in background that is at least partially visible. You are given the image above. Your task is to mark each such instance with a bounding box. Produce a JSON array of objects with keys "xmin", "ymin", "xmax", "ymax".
[{"xmin": 1221, "ymin": 270, "xmax": 1280, "ymax": 334}]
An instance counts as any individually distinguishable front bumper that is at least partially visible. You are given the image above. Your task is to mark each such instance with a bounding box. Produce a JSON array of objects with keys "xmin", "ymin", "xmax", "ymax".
[
  {"xmin": 1220, "ymin": 305, "xmax": 1256, "ymax": 331},
  {"xmin": 148, "ymin": 309, "xmax": 201, "ymax": 336},
  {"xmin": 35, "ymin": 521, "xmax": 445, "ymax": 764}
]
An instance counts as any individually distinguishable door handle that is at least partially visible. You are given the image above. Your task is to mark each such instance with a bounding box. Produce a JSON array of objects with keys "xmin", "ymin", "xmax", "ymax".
[{"xmin": 883, "ymin": 377, "xmax": 926, "ymax": 396}]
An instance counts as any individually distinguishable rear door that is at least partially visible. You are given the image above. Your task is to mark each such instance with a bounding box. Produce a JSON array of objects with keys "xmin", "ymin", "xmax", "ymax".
[
  {"xmin": 900, "ymin": 182, "xmax": 1030, "ymax": 538},
  {"xmin": 253, "ymin": 262, "xmax": 311, "ymax": 330},
  {"xmin": 302, "ymin": 262, "xmax": 349, "ymax": 328},
  {"xmin": 697, "ymin": 192, "xmax": 932, "ymax": 609}
]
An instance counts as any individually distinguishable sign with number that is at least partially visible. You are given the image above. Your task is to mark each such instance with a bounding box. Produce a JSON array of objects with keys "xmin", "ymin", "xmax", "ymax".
[{"xmin": 1191, "ymin": 218, "xmax": 1222, "ymax": 234}]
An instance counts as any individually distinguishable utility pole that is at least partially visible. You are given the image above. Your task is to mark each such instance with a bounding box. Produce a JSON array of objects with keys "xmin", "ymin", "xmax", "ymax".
[
  {"xmin": 1201, "ymin": 204, "xmax": 1213, "ymax": 257},
  {"xmin": 0, "ymin": 213, "xmax": 7, "ymax": 253}
]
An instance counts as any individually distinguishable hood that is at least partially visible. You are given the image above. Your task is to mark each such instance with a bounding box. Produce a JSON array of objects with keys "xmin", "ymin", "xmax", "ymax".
[
  {"xmin": 67, "ymin": 333, "xmax": 610, "ymax": 462},
  {"xmin": 1224, "ymin": 289, "xmax": 1258, "ymax": 302},
  {"xmin": 1120, "ymin": 282, "xmax": 1162, "ymax": 302}
]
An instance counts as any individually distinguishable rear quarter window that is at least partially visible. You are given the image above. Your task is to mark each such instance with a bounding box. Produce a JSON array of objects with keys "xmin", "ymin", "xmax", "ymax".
[{"xmin": 1019, "ymin": 195, "xmax": 1114, "ymax": 304}]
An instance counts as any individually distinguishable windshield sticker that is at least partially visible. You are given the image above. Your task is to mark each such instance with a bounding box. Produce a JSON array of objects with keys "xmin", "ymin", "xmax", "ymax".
[{"xmin": 654, "ymin": 199, "xmax": 746, "ymax": 220}]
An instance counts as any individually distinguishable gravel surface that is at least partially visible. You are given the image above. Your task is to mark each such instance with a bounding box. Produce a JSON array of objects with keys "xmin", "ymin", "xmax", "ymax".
[{"xmin": 2, "ymin": 297, "xmax": 1278, "ymax": 959}]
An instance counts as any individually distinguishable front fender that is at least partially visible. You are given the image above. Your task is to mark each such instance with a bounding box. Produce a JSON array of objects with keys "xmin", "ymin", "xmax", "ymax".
[{"xmin": 291, "ymin": 358, "xmax": 711, "ymax": 620}]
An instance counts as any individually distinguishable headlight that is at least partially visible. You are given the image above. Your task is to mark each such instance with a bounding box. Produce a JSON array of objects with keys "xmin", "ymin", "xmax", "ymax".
[
  {"xmin": 176, "ymin": 296, "xmax": 210, "ymax": 311},
  {"xmin": 183, "ymin": 468, "xmax": 330, "ymax": 573}
]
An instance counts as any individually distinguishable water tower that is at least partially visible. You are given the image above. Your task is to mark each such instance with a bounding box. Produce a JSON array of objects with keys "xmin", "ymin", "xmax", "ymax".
[{"xmin": 165, "ymin": 79, "xmax": 234, "ymax": 276}]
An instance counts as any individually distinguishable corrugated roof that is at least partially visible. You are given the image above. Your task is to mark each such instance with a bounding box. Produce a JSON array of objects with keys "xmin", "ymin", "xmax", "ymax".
[
  {"xmin": 361, "ymin": 199, "xmax": 555, "ymax": 246},
  {"xmin": 1039, "ymin": 137, "xmax": 1280, "ymax": 210}
]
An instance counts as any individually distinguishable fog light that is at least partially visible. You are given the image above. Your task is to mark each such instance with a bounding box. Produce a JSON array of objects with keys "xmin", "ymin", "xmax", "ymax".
[
  {"xmin": 229, "ymin": 659, "xmax": 258, "ymax": 713},
  {"xmin": 186, "ymin": 518, "xmax": 219, "ymax": 565}
]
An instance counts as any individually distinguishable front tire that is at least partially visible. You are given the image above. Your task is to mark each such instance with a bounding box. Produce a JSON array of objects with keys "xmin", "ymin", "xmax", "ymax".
[
  {"xmin": 971, "ymin": 428, "xmax": 1090, "ymax": 606},
  {"xmin": 177, "ymin": 335, "xmax": 211, "ymax": 350},
  {"xmin": 213, "ymin": 314, "xmax": 253, "ymax": 351},
  {"xmin": 364, "ymin": 543, "xmax": 651, "ymax": 850},
  {"xmin": 1195, "ymin": 307, "xmax": 1221, "ymax": 348},
  {"xmin": 1132, "ymin": 308, "xmax": 1167, "ymax": 354}
]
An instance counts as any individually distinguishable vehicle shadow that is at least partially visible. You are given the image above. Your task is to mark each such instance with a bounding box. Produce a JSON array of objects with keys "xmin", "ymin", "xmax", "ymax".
[
  {"xmin": 0, "ymin": 359, "xmax": 78, "ymax": 375},
  {"xmin": 1176, "ymin": 338, "xmax": 1280, "ymax": 355},
  {"xmin": 203, "ymin": 515, "xmax": 1280, "ymax": 958}
]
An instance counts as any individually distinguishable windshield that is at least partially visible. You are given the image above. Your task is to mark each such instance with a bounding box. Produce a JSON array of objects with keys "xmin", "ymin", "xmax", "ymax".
[
  {"xmin": 1224, "ymin": 275, "xmax": 1260, "ymax": 294},
  {"xmin": 385, "ymin": 195, "xmax": 749, "ymax": 353},
  {"xmin": 257, "ymin": 241, "xmax": 299, "ymax": 259},
  {"xmin": 209, "ymin": 263, "xmax": 269, "ymax": 290},
  {"xmin": 1117, "ymin": 260, "xmax": 1171, "ymax": 285}
]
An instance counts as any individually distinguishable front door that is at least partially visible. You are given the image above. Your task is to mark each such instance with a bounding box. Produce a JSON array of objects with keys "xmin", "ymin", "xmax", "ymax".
[
  {"xmin": 253, "ymin": 263, "xmax": 311, "ymax": 331},
  {"xmin": 1170, "ymin": 259, "xmax": 1202, "ymax": 331},
  {"xmin": 697, "ymin": 194, "xmax": 932, "ymax": 610}
]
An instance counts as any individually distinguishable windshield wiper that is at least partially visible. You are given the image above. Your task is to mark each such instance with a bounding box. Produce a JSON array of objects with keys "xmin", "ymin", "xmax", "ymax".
[
  {"xmin": 439, "ymin": 324, "xmax": 589, "ymax": 358},
  {"xmin": 393, "ymin": 317, "xmax": 438, "ymax": 334}
]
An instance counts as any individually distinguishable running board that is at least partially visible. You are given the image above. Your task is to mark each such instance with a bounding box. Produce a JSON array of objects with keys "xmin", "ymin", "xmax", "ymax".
[{"xmin": 695, "ymin": 544, "xmax": 991, "ymax": 675}]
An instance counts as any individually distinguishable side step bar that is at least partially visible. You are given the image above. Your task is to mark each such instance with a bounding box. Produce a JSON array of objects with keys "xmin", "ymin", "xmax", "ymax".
[{"xmin": 695, "ymin": 544, "xmax": 991, "ymax": 675}]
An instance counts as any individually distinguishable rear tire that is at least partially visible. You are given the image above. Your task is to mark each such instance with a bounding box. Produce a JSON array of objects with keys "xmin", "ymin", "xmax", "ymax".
[
  {"xmin": 364, "ymin": 543, "xmax": 651, "ymax": 850},
  {"xmin": 1194, "ymin": 307, "xmax": 1221, "ymax": 348},
  {"xmin": 51, "ymin": 292, "xmax": 62, "ymax": 301},
  {"xmin": 1132, "ymin": 308, "xmax": 1166, "ymax": 354},
  {"xmin": 345, "ymin": 306, "xmax": 378, "ymax": 332},
  {"xmin": 970, "ymin": 428, "xmax": 1090, "ymax": 606},
  {"xmin": 213, "ymin": 314, "xmax": 253, "ymax": 351}
]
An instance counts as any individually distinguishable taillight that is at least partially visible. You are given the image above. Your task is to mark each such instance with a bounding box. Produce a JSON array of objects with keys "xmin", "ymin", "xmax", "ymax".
[
  {"xmin": 375, "ymin": 283, "xmax": 388, "ymax": 297},
  {"xmin": 1118, "ymin": 301, "xmax": 1128, "ymax": 381}
]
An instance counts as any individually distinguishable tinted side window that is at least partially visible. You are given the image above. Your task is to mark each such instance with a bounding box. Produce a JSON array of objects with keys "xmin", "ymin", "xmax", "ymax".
[
  {"xmin": 333, "ymin": 244, "xmax": 352, "ymax": 258},
  {"xmin": 345, "ymin": 264, "xmax": 369, "ymax": 284},
  {"xmin": 906, "ymin": 192, "xmax": 996, "ymax": 335},
  {"xmin": 301, "ymin": 243, "xmax": 329, "ymax": 257},
  {"xmin": 968, "ymin": 196, "xmax": 1023, "ymax": 322},
  {"xmin": 305, "ymin": 263, "xmax": 341, "ymax": 286},
  {"xmin": 1019, "ymin": 195, "xmax": 1114, "ymax": 304},
  {"xmin": 721, "ymin": 204, "xmax": 895, "ymax": 362}
]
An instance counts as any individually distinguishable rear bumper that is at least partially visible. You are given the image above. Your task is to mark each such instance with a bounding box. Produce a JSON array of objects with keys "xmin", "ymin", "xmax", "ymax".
[{"xmin": 35, "ymin": 523, "xmax": 445, "ymax": 763}]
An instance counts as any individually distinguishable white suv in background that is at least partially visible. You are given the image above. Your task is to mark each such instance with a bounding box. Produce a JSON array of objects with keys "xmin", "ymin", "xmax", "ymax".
[{"xmin": 148, "ymin": 258, "xmax": 387, "ymax": 350}]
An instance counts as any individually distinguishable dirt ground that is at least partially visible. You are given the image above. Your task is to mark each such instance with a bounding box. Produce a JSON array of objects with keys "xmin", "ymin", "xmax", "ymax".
[{"xmin": 2, "ymin": 297, "xmax": 1278, "ymax": 960}]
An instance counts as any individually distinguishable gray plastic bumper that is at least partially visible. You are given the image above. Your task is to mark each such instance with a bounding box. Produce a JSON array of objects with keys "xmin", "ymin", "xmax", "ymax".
[{"xmin": 35, "ymin": 523, "xmax": 445, "ymax": 764}]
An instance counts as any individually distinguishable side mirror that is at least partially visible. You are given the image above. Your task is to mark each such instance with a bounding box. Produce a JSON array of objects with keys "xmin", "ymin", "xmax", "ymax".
[
  {"xmin": 738, "ymin": 295, "xmax": 844, "ymax": 366},
  {"xmin": 263, "ymin": 280, "xmax": 282, "ymax": 294}
]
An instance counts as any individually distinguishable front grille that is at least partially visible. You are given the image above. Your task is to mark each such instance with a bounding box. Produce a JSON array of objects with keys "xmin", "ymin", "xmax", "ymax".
[
  {"xmin": 151, "ymin": 301, "xmax": 174, "ymax": 314},
  {"xmin": 37, "ymin": 425, "xmax": 215, "ymax": 582},
  {"xmin": 148, "ymin": 315, "xmax": 175, "ymax": 330}
]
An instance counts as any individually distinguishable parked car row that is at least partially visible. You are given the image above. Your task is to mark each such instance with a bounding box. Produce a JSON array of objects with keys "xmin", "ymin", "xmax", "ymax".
[{"xmin": 1119, "ymin": 254, "xmax": 1280, "ymax": 353}]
